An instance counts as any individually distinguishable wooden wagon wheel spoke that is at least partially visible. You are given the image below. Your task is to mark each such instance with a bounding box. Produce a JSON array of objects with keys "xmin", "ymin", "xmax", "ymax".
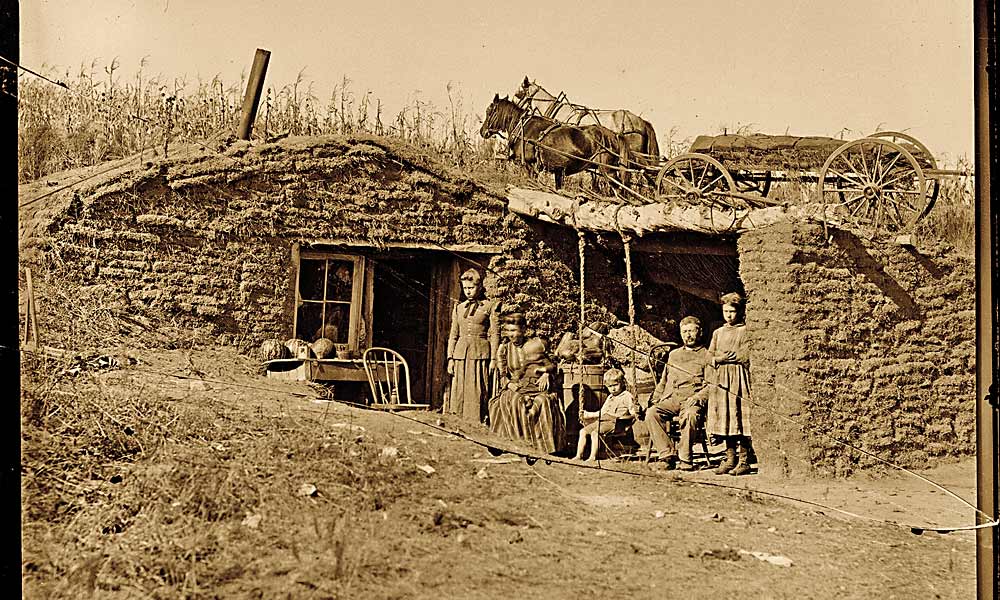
[
  {"xmin": 655, "ymin": 153, "xmax": 737, "ymax": 208},
  {"xmin": 869, "ymin": 131, "xmax": 941, "ymax": 211},
  {"xmin": 875, "ymin": 152, "xmax": 904, "ymax": 184},
  {"xmin": 870, "ymin": 141, "xmax": 883, "ymax": 179},
  {"xmin": 699, "ymin": 173, "xmax": 726, "ymax": 193},
  {"xmin": 826, "ymin": 162, "xmax": 867, "ymax": 189},
  {"xmin": 659, "ymin": 176, "xmax": 688, "ymax": 193},
  {"xmin": 858, "ymin": 142, "xmax": 874, "ymax": 183},
  {"xmin": 823, "ymin": 182, "xmax": 863, "ymax": 202},
  {"xmin": 826, "ymin": 173, "xmax": 868, "ymax": 211},
  {"xmin": 872, "ymin": 197, "xmax": 885, "ymax": 231},
  {"xmin": 879, "ymin": 168, "xmax": 918, "ymax": 190},
  {"xmin": 841, "ymin": 153, "xmax": 874, "ymax": 186},
  {"xmin": 663, "ymin": 177, "xmax": 688, "ymax": 193},
  {"xmin": 848, "ymin": 196, "xmax": 870, "ymax": 217},
  {"xmin": 817, "ymin": 137, "xmax": 927, "ymax": 235},
  {"xmin": 696, "ymin": 162, "xmax": 710, "ymax": 189}
]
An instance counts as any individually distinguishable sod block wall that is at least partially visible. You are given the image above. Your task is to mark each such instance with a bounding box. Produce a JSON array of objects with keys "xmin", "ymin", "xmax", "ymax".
[
  {"xmin": 22, "ymin": 137, "xmax": 590, "ymax": 351},
  {"xmin": 739, "ymin": 222, "xmax": 975, "ymax": 474}
]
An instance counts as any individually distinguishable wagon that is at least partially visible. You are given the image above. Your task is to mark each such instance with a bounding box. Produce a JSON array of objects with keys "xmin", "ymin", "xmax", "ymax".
[
  {"xmin": 500, "ymin": 84, "xmax": 967, "ymax": 237},
  {"xmin": 649, "ymin": 130, "xmax": 965, "ymax": 236}
]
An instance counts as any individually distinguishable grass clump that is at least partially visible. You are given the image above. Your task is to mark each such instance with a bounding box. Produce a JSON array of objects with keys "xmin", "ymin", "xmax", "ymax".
[
  {"xmin": 18, "ymin": 59, "xmax": 499, "ymax": 184},
  {"xmin": 19, "ymin": 264, "xmax": 425, "ymax": 598}
]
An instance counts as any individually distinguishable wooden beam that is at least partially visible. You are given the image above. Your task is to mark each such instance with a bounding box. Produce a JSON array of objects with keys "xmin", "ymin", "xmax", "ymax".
[
  {"xmin": 507, "ymin": 186, "xmax": 821, "ymax": 237},
  {"xmin": 973, "ymin": 0, "xmax": 998, "ymax": 589},
  {"xmin": 594, "ymin": 232, "xmax": 738, "ymax": 256},
  {"xmin": 302, "ymin": 239, "xmax": 503, "ymax": 254}
]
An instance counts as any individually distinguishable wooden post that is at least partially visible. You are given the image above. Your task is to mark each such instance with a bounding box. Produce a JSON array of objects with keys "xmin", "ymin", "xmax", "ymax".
[
  {"xmin": 237, "ymin": 48, "xmax": 271, "ymax": 140},
  {"xmin": 974, "ymin": 0, "xmax": 998, "ymax": 596},
  {"xmin": 22, "ymin": 267, "xmax": 38, "ymax": 351}
]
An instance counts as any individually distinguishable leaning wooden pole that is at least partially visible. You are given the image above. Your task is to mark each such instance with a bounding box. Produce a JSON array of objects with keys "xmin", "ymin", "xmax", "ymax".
[
  {"xmin": 974, "ymin": 0, "xmax": 998, "ymax": 596},
  {"xmin": 237, "ymin": 48, "xmax": 271, "ymax": 140},
  {"xmin": 22, "ymin": 267, "xmax": 38, "ymax": 351}
]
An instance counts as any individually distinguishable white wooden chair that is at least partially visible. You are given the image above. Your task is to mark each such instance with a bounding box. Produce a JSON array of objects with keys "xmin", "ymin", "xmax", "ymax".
[{"xmin": 362, "ymin": 347, "xmax": 429, "ymax": 411}]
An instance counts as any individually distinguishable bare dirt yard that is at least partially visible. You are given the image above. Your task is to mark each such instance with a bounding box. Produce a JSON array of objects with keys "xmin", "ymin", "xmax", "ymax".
[{"xmin": 21, "ymin": 345, "xmax": 978, "ymax": 599}]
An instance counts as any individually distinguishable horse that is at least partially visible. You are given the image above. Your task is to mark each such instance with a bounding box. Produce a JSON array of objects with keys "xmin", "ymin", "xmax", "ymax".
[
  {"xmin": 480, "ymin": 94, "xmax": 619, "ymax": 192},
  {"xmin": 513, "ymin": 77, "xmax": 661, "ymax": 175}
]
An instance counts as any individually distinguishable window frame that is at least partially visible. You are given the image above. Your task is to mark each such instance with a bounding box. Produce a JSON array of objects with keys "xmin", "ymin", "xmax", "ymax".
[{"xmin": 293, "ymin": 251, "xmax": 366, "ymax": 350}]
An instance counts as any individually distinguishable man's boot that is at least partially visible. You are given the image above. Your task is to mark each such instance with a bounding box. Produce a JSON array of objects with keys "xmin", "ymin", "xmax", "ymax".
[
  {"xmin": 730, "ymin": 437, "xmax": 752, "ymax": 476},
  {"xmin": 714, "ymin": 438, "xmax": 737, "ymax": 475}
]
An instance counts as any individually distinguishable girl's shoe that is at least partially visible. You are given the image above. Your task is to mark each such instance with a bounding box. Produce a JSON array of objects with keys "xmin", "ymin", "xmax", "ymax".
[
  {"xmin": 714, "ymin": 440, "xmax": 737, "ymax": 475},
  {"xmin": 730, "ymin": 437, "xmax": 753, "ymax": 475},
  {"xmin": 730, "ymin": 462, "xmax": 752, "ymax": 476}
]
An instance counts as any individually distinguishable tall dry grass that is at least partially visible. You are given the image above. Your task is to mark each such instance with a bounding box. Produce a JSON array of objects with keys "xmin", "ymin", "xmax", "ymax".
[
  {"xmin": 19, "ymin": 264, "xmax": 429, "ymax": 598},
  {"xmin": 18, "ymin": 61, "xmax": 497, "ymax": 183},
  {"xmin": 913, "ymin": 157, "xmax": 975, "ymax": 253},
  {"xmin": 18, "ymin": 61, "xmax": 974, "ymax": 251}
]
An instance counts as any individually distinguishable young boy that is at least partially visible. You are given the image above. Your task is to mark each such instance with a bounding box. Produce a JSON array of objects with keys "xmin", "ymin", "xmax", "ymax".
[{"xmin": 573, "ymin": 368, "xmax": 639, "ymax": 462}]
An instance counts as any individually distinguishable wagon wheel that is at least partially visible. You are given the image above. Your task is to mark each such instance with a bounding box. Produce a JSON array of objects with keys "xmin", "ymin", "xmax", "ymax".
[
  {"xmin": 655, "ymin": 153, "xmax": 738, "ymax": 207},
  {"xmin": 734, "ymin": 170, "xmax": 772, "ymax": 198},
  {"xmin": 869, "ymin": 131, "xmax": 940, "ymax": 214},
  {"xmin": 817, "ymin": 138, "xmax": 928, "ymax": 235}
]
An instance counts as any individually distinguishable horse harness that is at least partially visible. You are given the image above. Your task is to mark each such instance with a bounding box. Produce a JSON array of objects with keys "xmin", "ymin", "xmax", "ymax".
[
  {"xmin": 519, "ymin": 87, "xmax": 647, "ymax": 143},
  {"xmin": 516, "ymin": 115, "xmax": 620, "ymax": 169}
]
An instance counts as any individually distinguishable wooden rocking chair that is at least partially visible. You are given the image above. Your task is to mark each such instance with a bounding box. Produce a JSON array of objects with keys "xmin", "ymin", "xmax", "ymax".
[{"xmin": 362, "ymin": 347, "xmax": 429, "ymax": 411}]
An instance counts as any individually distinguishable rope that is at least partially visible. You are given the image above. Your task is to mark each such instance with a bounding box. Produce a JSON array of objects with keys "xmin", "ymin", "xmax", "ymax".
[
  {"xmin": 621, "ymin": 232, "xmax": 637, "ymax": 390},
  {"xmin": 0, "ymin": 54, "xmax": 69, "ymax": 90},
  {"xmin": 576, "ymin": 229, "xmax": 586, "ymax": 426}
]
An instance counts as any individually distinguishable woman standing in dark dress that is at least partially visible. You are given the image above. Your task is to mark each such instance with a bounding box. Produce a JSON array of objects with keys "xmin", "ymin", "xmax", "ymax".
[{"xmin": 446, "ymin": 268, "xmax": 499, "ymax": 424}]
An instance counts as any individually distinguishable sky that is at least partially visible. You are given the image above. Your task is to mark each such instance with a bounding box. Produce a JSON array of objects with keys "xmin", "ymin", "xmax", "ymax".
[{"xmin": 20, "ymin": 0, "xmax": 975, "ymax": 165}]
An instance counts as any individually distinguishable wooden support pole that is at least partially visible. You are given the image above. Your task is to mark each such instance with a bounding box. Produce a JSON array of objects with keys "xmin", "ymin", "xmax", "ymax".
[
  {"xmin": 22, "ymin": 267, "xmax": 38, "ymax": 351},
  {"xmin": 237, "ymin": 48, "xmax": 271, "ymax": 141},
  {"xmin": 974, "ymin": 0, "xmax": 998, "ymax": 595}
]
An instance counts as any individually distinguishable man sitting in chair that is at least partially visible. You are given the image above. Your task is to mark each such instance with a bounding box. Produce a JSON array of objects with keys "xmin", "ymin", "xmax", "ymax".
[{"xmin": 641, "ymin": 316, "xmax": 710, "ymax": 471}]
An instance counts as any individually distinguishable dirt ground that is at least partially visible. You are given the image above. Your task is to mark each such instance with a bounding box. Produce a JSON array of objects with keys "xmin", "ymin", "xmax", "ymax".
[{"xmin": 21, "ymin": 346, "xmax": 979, "ymax": 599}]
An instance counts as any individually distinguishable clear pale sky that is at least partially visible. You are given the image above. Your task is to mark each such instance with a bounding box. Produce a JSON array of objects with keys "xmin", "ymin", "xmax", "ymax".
[{"xmin": 21, "ymin": 0, "xmax": 974, "ymax": 165}]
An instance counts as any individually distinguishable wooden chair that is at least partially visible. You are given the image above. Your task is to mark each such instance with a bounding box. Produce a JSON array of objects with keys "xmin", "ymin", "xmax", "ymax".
[
  {"xmin": 362, "ymin": 347, "xmax": 429, "ymax": 411},
  {"xmin": 642, "ymin": 414, "xmax": 713, "ymax": 468},
  {"xmin": 601, "ymin": 417, "xmax": 642, "ymax": 460}
]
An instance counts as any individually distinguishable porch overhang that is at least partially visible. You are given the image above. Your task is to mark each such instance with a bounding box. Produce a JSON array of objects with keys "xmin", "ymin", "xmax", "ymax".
[{"xmin": 505, "ymin": 186, "xmax": 821, "ymax": 238}]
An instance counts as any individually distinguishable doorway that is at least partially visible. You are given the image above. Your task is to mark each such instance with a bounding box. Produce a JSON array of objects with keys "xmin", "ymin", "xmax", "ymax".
[
  {"xmin": 369, "ymin": 250, "xmax": 495, "ymax": 407},
  {"xmin": 372, "ymin": 256, "xmax": 435, "ymax": 402}
]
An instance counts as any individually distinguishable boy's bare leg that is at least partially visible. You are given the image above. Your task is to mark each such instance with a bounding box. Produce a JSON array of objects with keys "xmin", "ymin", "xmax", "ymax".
[
  {"xmin": 585, "ymin": 431, "xmax": 600, "ymax": 462},
  {"xmin": 573, "ymin": 430, "xmax": 588, "ymax": 460}
]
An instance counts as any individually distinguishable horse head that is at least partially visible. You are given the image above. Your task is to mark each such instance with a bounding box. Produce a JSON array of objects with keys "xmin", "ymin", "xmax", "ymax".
[
  {"xmin": 514, "ymin": 76, "xmax": 535, "ymax": 104},
  {"xmin": 480, "ymin": 94, "xmax": 521, "ymax": 138}
]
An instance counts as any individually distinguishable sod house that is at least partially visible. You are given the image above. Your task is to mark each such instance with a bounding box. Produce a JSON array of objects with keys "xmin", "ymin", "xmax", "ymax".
[{"xmin": 18, "ymin": 134, "xmax": 975, "ymax": 474}]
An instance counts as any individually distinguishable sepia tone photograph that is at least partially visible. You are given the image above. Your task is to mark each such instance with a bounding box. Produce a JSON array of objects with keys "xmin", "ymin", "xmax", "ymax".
[{"xmin": 16, "ymin": 1, "xmax": 996, "ymax": 598}]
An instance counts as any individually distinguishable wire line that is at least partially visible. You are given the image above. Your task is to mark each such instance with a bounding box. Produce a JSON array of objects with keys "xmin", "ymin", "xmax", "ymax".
[{"xmin": 120, "ymin": 362, "xmax": 996, "ymax": 535}]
